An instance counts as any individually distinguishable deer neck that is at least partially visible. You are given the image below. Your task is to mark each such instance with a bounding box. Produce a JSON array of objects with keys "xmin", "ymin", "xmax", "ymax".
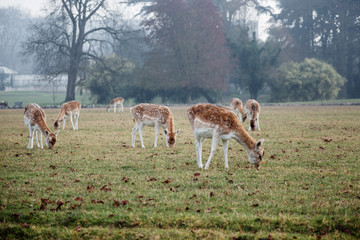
[
  {"xmin": 166, "ymin": 114, "xmax": 175, "ymax": 134},
  {"xmin": 56, "ymin": 108, "xmax": 66, "ymax": 121},
  {"xmin": 233, "ymin": 128, "xmax": 256, "ymax": 152},
  {"xmin": 37, "ymin": 116, "xmax": 52, "ymax": 135}
]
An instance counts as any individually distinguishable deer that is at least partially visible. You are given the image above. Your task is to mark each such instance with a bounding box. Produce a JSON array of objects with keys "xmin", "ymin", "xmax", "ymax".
[
  {"xmin": 230, "ymin": 98, "xmax": 247, "ymax": 122},
  {"xmin": 130, "ymin": 103, "xmax": 180, "ymax": 148},
  {"xmin": 106, "ymin": 97, "xmax": 124, "ymax": 113},
  {"xmin": 54, "ymin": 100, "xmax": 81, "ymax": 130},
  {"xmin": 187, "ymin": 103, "xmax": 265, "ymax": 170},
  {"xmin": 245, "ymin": 99, "xmax": 261, "ymax": 131},
  {"xmin": 24, "ymin": 103, "xmax": 59, "ymax": 149}
]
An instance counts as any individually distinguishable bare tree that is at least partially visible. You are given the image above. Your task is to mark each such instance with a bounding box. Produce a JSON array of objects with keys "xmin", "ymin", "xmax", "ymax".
[
  {"xmin": 25, "ymin": 0, "xmax": 130, "ymax": 101},
  {"xmin": 0, "ymin": 7, "xmax": 33, "ymax": 73}
]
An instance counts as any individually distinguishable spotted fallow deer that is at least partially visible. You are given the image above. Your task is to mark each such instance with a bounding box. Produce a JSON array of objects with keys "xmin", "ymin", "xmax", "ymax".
[
  {"xmin": 230, "ymin": 98, "xmax": 247, "ymax": 122},
  {"xmin": 187, "ymin": 103, "xmax": 265, "ymax": 170},
  {"xmin": 130, "ymin": 103, "xmax": 180, "ymax": 148},
  {"xmin": 24, "ymin": 103, "xmax": 59, "ymax": 149},
  {"xmin": 106, "ymin": 97, "xmax": 124, "ymax": 113},
  {"xmin": 245, "ymin": 99, "xmax": 261, "ymax": 131},
  {"xmin": 54, "ymin": 100, "xmax": 81, "ymax": 130}
]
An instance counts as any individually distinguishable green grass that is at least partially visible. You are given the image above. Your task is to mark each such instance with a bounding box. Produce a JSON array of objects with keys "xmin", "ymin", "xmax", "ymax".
[{"xmin": 0, "ymin": 106, "xmax": 359, "ymax": 239}]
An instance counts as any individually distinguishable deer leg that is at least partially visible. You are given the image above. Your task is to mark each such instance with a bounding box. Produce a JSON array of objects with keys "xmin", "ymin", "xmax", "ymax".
[
  {"xmin": 204, "ymin": 132, "xmax": 220, "ymax": 170},
  {"xmin": 121, "ymin": 103, "xmax": 124, "ymax": 112},
  {"xmin": 257, "ymin": 114, "xmax": 260, "ymax": 131},
  {"xmin": 36, "ymin": 130, "xmax": 44, "ymax": 149},
  {"xmin": 195, "ymin": 136, "xmax": 204, "ymax": 168},
  {"xmin": 62, "ymin": 117, "xmax": 66, "ymax": 130},
  {"xmin": 69, "ymin": 113, "xmax": 76, "ymax": 130},
  {"xmin": 154, "ymin": 122, "xmax": 159, "ymax": 148},
  {"xmin": 114, "ymin": 104, "xmax": 116, "ymax": 113},
  {"xmin": 139, "ymin": 123, "xmax": 145, "ymax": 148},
  {"xmin": 75, "ymin": 113, "xmax": 79, "ymax": 130},
  {"xmin": 75, "ymin": 112, "xmax": 79, "ymax": 130},
  {"xmin": 27, "ymin": 127, "xmax": 34, "ymax": 149},
  {"xmin": 222, "ymin": 139, "xmax": 229, "ymax": 168},
  {"xmin": 35, "ymin": 130, "xmax": 40, "ymax": 148},
  {"xmin": 39, "ymin": 131, "xmax": 44, "ymax": 149},
  {"xmin": 131, "ymin": 123, "xmax": 139, "ymax": 148}
]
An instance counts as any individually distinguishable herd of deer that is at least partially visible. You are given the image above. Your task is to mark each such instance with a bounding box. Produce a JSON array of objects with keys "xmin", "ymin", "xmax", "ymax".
[{"xmin": 23, "ymin": 97, "xmax": 264, "ymax": 170}]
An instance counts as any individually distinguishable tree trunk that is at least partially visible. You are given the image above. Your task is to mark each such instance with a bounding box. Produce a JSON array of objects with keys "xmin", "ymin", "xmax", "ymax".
[
  {"xmin": 249, "ymin": 84, "xmax": 258, "ymax": 100},
  {"xmin": 65, "ymin": 65, "xmax": 77, "ymax": 102}
]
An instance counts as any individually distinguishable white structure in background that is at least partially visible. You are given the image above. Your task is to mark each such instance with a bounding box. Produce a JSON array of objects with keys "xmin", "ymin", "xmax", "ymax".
[{"xmin": 0, "ymin": 66, "xmax": 67, "ymax": 91}]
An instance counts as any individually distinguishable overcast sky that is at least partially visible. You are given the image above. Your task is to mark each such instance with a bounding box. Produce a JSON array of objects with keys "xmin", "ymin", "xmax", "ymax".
[{"xmin": 0, "ymin": 0, "xmax": 46, "ymax": 16}]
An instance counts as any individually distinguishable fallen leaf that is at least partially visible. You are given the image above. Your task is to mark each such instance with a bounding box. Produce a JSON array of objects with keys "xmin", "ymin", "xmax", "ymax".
[
  {"xmin": 108, "ymin": 214, "xmax": 114, "ymax": 218},
  {"xmin": 22, "ymin": 223, "xmax": 30, "ymax": 228},
  {"xmin": 162, "ymin": 179, "xmax": 171, "ymax": 184},
  {"xmin": 11, "ymin": 213, "xmax": 20, "ymax": 219},
  {"xmin": 322, "ymin": 138, "xmax": 332, "ymax": 142},
  {"xmin": 56, "ymin": 200, "xmax": 64, "ymax": 210},
  {"xmin": 194, "ymin": 172, "xmax": 201, "ymax": 177},
  {"xmin": 210, "ymin": 192, "xmax": 214, "ymax": 197},
  {"xmin": 251, "ymin": 203, "xmax": 259, "ymax": 207},
  {"xmin": 113, "ymin": 200, "xmax": 121, "ymax": 207},
  {"xmin": 190, "ymin": 194, "xmax": 197, "ymax": 199},
  {"xmin": 100, "ymin": 185, "xmax": 112, "ymax": 192},
  {"xmin": 50, "ymin": 165, "xmax": 56, "ymax": 170}
]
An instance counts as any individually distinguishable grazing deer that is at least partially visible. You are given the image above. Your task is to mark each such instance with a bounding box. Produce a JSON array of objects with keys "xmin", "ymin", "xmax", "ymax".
[
  {"xmin": 187, "ymin": 103, "xmax": 265, "ymax": 170},
  {"xmin": 106, "ymin": 97, "xmax": 124, "ymax": 113},
  {"xmin": 54, "ymin": 100, "xmax": 81, "ymax": 130},
  {"xmin": 245, "ymin": 99, "xmax": 261, "ymax": 131},
  {"xmin": 130, "ymin": 103, "xmax": 180, "ymax": 148},
  {"xmin": 230, "ymin": 98, "xmax": 247, "ymax": 122},
  {"xmin": 24, "ymin": 103, "xmax": 59, "ymax": 149}
]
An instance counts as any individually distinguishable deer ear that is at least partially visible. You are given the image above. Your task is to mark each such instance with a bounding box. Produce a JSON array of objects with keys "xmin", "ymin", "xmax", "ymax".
[
  {"xmin": 175, "ymin": 129, "xmax": 180, "ymax": 135},
  {"xmin": 256, "ymin": 139, "xmax": 264, "ymax": 148},
  {"xmin": 55, "ymin": 130, "xmax": 60, "ymax": 136},
  {"xmin": 164, "ymin": 129, "xmax": 168, "ymax": 135},
  {"xmin": 45, "ymin": 130, "xmax": 50, "ymax": 136}
]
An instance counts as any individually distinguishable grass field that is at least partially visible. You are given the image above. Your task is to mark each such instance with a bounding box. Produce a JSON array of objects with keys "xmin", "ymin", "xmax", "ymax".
[{"xmin": 0, "ymin": 105, "xmax": 359, "ymax": 239}]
